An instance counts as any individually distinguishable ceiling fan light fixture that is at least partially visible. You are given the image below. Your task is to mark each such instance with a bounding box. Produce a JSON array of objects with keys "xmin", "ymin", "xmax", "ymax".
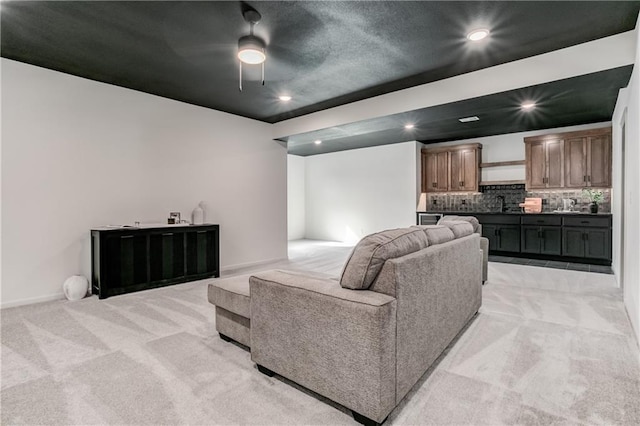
[
  {"xmin": 314, "ymin": 140, "xmax": 322, "ymax": 145},
  {"xmin": 237, "ymin": 35, "xmax": 266, "ymax": 64},
  {"xmin": 459, "ymin": 116, "xmax": 480, "ymax": 123},
  {"xmin": 279, "ymin": 95, "xmax": 292, "ymax": 101},
  {"xmin": 467, "ymin": 28, "xmax": 490, "ymax": 41},
  {"xmin": 521, "ymin": 101, "xmax": 536, "ymax": 110},
  {"xmin": 404, "ymin": 123, "xmax": 415, "ymax": 129}
]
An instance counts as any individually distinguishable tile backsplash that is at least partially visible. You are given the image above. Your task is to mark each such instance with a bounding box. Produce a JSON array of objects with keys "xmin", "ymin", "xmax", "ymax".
[{"xmin": 425, "ymin": 184, "xmax": 611, "ymax": 213}]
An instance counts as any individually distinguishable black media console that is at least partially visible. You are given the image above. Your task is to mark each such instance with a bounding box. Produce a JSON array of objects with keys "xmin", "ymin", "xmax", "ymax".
[{"xmin": 91, "ymin": 224, "xmax": 220, "ymax": 299}]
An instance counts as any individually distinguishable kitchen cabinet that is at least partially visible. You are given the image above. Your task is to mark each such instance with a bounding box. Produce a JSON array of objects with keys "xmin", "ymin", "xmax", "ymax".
[
  {"xmin": 422, "ymin": 150, "xmax": 449, "ymax": 192},
  {"xmin": 477, "ymin": 215, "xmax": 520, "ymax": 253},
  {"xmin": 520, "ymin": 216, "xmax": 562, "ymax": 255},
  {"xmin": 446, "ymin": 212, "xmax": 611, "ymax": 264},
  {"xmin": 562, "ymin": 216, "xmax": 611, "ymax": 260},
  {"xmin": 564, "ymin": 128, "xmax": 612, "ymax": 188},
  {"xmin": 92, "ymin": 224, "xmax": 220, "ymax": 299},
  {"xmin": 421, "ymin": 143, "xmax": 481, "ymax": 193},
  {"xmin": 449, "ymin": 147, "xmax": 479, "ymax": 192},
  {"xmin": 525, "ymin": 137, "xmax": 564, "ymax": 189},
  {"xmin": 526, "ymin": 127, "xmax": 611, "ymax": 190}
]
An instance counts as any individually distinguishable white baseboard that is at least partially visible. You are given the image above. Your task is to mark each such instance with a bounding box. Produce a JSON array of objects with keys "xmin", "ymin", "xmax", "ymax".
[
  {"xmin": 1, "ymin": 257, "xmax": 288, "ymax": 309},
  {"xmin": 221, "ymin": 257, "xmax": 288, "ymax": 275},
  {"xmin": 1, "ymin": 292, "xmax": 65, "ymax": 309}
]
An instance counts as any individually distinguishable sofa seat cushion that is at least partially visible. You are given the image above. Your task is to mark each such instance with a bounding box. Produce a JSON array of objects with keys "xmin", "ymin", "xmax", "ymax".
[
  {"xmin": 340, "ymin": 228, "xmax": 429, "ymax": 290},
  {"xmin": 208, "ymin": 274, "xmax": 252, "ymax": 319},
  {"xmin": 438, "ymin": 221, "xmax": 474, "ymax": 238},
  {"xmin": 412, "ymin": 225, "xmax": 456, "ymax": 245},
  {"xmin": 439, "ymin": 215, "xmax": 480, "ymax": 233}
]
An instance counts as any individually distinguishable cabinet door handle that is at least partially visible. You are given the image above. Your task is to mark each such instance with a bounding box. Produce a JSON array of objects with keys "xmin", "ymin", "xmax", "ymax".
[
  {"xmin": 162, "ymin": 233, "xmax": 174, "ymax": 236},
  {"xmin": 583, "ymin": 175, "xmax": 587, "ymax": 182},
  {"xmin": 494, "ymin": 229, "xmax": 498, "ymax": 236},
  {"xmin": 432, "ymin": 182, "xmax": 436, "ymax": 188},
  {"xmin": 584, "ymin": 232, "xmax": 589, "ymax": 240},
  {"xmin": 461, "ymin": 180, "xmax": 464, "ymax": 187},
  {"xmin": 587, "ymin": 175, "xmax": 591, "ymax": 182}
]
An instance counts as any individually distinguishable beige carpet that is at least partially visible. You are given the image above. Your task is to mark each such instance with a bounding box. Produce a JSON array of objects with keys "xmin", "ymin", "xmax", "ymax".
[{"xmin": 2, "ymin": 240, "xmax": 639, "ymax": 425}]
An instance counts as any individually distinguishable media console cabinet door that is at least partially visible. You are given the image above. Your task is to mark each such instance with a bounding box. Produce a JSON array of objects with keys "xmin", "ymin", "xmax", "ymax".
[
  {"xmin": 104, "ymin": 233, "xmax": 148, "ymax": 289},
  {"xmin": 185, "ymin": 228, "xmax": 219, "ymax": 277},
  {"xmin": 149, "ymin": 231, "xmax": 185, "ymax": 282}
]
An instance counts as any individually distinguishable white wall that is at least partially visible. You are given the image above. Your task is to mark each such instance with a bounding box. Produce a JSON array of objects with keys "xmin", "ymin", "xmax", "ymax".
[
  {"xmin": 287, "ymin": 155, "xmax": 305, "ymax": 240},
  {"xmin": 422, "ymin": 122, "xmax": 612, "ymax": 183},
  {"xmin": 1, "ymin": 59, "xmax": 288, "ymax": 307},
  {"xmin": 304, "ymin": 142, "xmax": 418, "ymax": 243},
  {"xmin": 612, "ymin": 22, "xmax": 640, "ymax": 344}
]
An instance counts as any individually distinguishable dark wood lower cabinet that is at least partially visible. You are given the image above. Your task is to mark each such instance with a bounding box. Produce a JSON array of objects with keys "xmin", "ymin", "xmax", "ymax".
[
  {"xmin": 443, "ymin": 212, "xmax": 611, "ymax": 264},
  {"xmin": 562, "ymin": 227, "xmax": 611, "ymax": 260},
  {"xmin": 92, "ymin": 224, "xmax": 219, "ymax": 299},
  {"xmin": 521, "ymin": 226, "xmax": 562, "ymax": 255},
  {"xmin": 482, "ymin": 224, "xmax": 521, "ymax": 252}
]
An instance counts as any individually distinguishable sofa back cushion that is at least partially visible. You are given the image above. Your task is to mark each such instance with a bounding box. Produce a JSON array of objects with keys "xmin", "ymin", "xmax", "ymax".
[
  {"xmin": 438, "ymin": 215, "xmax": 480, "ymax": 233},
  {"xmin": 414, "ymin": 225, "xmax": 456, "ymax": 245},
  {"xmin": 340, "ymin": 228, "xmax": 429, "ymax": 290},
  {"xmin": 438, "ymin": 221, "xmax": 474, "ymax": 238}
]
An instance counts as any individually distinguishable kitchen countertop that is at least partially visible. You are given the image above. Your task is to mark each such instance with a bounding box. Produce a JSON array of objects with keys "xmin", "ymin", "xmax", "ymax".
[{"xmin": 423, "ymin": 211, "xmax": 612, "ymax": 217}]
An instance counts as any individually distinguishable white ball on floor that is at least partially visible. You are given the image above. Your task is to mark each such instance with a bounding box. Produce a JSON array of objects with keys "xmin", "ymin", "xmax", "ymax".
[{"xmin": 63, "ymin": 275, "xmax": 89, "ymax": 301}]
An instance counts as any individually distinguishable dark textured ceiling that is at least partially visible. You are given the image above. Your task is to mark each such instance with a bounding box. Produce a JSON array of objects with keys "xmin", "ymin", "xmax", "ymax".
[
  {"xmin": 2, "ymin": 1, "xmax": 639, "ymax": 125},
  {"xmin": 282, "ymin": 66, "xmax": 633, "ymax": 156}
]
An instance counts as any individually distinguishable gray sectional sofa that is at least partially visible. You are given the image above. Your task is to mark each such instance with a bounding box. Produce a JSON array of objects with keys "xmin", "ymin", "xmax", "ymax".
[{"xmin": 208, "ymin": 222, "xmax": 483, "ymax": 425}]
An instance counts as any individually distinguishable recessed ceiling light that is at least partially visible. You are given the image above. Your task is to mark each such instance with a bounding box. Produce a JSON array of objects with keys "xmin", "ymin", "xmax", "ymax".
[
  {"xmin": 314, "ymin": 140, "xmax": 322, "ymax": 145},
  {"xmin": 459, "ymin": 116, "xmax": 480, "ymax": 123},
  {"xmin": 466, "ymin": 28, "xmax": 490, "ymax": 42},
  {"xmin": 521, "ymin": 102, "xmax": 536, "ymax": 110},
  {"xmin": 404, "ymin": 124, "xmax": 415, "ymax": 129},
  {"xmin": 279, "ymin": 95, "xmax": 292, "ymax": 101}
]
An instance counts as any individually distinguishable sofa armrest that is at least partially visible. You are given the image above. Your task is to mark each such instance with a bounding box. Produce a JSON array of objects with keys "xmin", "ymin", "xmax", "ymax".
[
  {"xmin": 249, "ymin": 269, "xmax": 397, "ymax": 423},
  {"xmin": 480, "ymin": 236, "xmax": 489, "ymax": 283}
]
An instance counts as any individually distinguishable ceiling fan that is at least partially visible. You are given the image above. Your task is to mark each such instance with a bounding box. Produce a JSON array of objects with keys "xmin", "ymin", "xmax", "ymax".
[
  {"xmin": 237, "ymin": 3, "xmax": 266, "ymax": 91},
  {"xmin": 162, "ymin": 1, "xmax": 330, "ymax": 92}
]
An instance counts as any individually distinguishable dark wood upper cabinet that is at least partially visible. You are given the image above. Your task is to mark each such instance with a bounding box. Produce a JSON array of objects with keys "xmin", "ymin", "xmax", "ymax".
[
  {"xmin": 586, "ymin": 131, "xmax": 612, "ymax": 187},
  {"xmin": 564, "ymin": 136, "xmax": 587, "ymax": 188},
  {"xmin": 564, "ymin": 128, "xmax": 612, "ymax": 188},
  {"xmin": 450, "ymin": 147, "xmax": 479, "ymax": 191},
  {"xmin": 526, "ymin": 127, "xmax": 611, "ymax": 190},
  {"xmin": 525, "ymin": 137, "xmax": 564, "ymax": 189},
  {"xmin": 422, "ymin": 150, "xmax": 449, "ymax": 193},
  {"xmin": 422, "ymin": 143, "xmax": 481, "ymax": 193}
]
